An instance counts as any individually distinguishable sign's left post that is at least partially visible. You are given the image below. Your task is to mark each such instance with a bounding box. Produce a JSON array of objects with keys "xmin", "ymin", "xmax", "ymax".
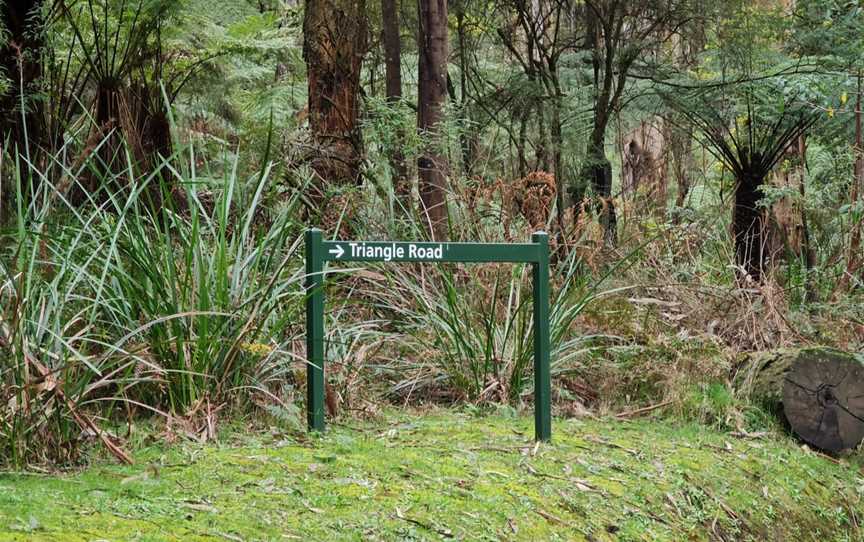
[{"xmin": 305, "ymin": 228, "xmax": 326, "ymax": 432}]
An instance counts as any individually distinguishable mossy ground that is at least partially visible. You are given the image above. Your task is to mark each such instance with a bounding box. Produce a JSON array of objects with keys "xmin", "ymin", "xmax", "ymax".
[{"xmin": 1, "ymin": 409, "xmax": 862, "ymax": 541}]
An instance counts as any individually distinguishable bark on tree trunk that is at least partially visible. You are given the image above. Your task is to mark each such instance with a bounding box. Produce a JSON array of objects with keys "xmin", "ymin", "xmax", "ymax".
[
  {"xmin": 732, "ymin": 172, "xmax": 766, "ymax": 281},
  {"xmin": 581, "ymin": 1, "xmax": 618, "ymax": 244},
  {"xmin": 516, "ymin": 107, "xmax": 529, "ymax": 178},
  {"xmin": 1, "ymin": 0, "xmax": 44, "ymax": 157},
  {"xmin": 303, "ymin": 0, "xmax": 367, "ymax": 199},
  {"xmin": 382, "ymin": 0, "xmax": 401, "ymax": 101},
  {"xmin": 454, "ymin": 9, "xmax": 477, "ymax": 178},
  {"xmin": 578, "ymin": 3, "xmax": 617, "ymax": 245},
  {"xmin": 770, "ymin": 137, "xmax": 815, "ymax": 297},
  {"xmin": 770, "ymin": 147, "xmax": 799, "ymax": 253},
  {"xmin": 670, "ymin": 123, "xmax": 693, "ymax": 215},
  {"xmin": 622, "ymin": 119, "xmax": 667, "ymax": 217},
  {"xmin": 549, "ymin": 94, "xmax": 566, "ymax": 234},
  {"xmin": 94, "ymin": 79, "xmax": 123, "ymax": 186},
  {"xmin": 381, "ymin": 0, "xmax": 409, "ymax": 210},
  {"xmin": 737, "ymin": 348, "xmax": 864, "ymax": 453},
  {"xmin": 535, "ymin": 102, "xmax": 549, "ymax": 172},
  {"xmin": 417, "ymin": 0, "xmax": 449, "ymax": 239},
  {"xmin": 847, "ymin": 71, "xmax": 863, "ymax": 284},
  {"xmin": 72, "ymin": 77, "xmax": 174, "ymax": 207},
  {"xmin": 581, "ymin": 118, "xmax": 616, "ymax": 245},
  {"xmin": 668, "ymin": 14, "xmax": 703, "ymax": 220}
]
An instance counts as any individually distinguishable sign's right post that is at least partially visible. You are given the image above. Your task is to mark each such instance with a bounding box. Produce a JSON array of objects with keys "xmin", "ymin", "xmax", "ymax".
[{"xmin": 532, "ymin": 231, "xmax": 552, "ymax": 442}]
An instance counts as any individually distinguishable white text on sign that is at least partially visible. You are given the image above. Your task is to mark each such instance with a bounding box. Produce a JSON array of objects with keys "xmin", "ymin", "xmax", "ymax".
[{"xmin": 345, "ymin": 242, "xmax": 444, "ymax": 261}]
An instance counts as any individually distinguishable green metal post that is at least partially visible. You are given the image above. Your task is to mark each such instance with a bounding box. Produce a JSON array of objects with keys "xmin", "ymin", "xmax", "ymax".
[
  {"xmin": 532, "ymin": 231, "xmax": 551, "ymax": 441},
  {"xmin": 305, "ymin": 228, "xmax": 326, "ymax": 432}
]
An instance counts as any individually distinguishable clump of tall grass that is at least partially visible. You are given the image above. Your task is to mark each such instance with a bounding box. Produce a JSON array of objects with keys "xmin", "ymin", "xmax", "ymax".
[
  {"xmin": 100, "ymin": 153, "xmax": 306, "ymax": 414},
  {"xmin": 353, "ymin": 243, "xmax": 641, "ymax": 407},
  {"xmin": 1, "ymin": 142, "xmax": 132, "ymax": 466},
  {"xmin": 1, "ymin": 135, "xmax": 305, "ymax": 467}
]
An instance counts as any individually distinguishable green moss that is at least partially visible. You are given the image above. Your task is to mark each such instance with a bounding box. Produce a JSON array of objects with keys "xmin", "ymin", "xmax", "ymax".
[{"xmin": 0, "ymin": 410, "xmax": 861, "ymax": 541}]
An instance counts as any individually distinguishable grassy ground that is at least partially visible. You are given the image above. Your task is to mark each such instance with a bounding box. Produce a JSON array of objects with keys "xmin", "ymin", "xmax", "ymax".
[{"xmin": 0, "ymin": 409, "xmax": 862, "ymax": 541}]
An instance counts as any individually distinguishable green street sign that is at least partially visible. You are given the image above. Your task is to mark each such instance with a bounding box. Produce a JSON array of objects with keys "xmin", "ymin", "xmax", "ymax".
[{"xmin": 305, "ymin": 228, "xmax": 552, "ymax": 441}]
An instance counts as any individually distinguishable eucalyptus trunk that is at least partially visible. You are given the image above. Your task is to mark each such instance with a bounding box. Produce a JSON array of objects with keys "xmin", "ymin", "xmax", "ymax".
[
  {"xmin": 847, "ymin": 72, "xmax": 863, "ymax": 283},
  {"xmin": 381, "ymin": 0, "xmax": 409, "ymax": 209},
  {"xmin": 578, "ymin": 3, "xmax": 618, "ymax": 245},
  {"xmin": 670, "ymin": 123, "xmax": 694, "ymax": 214},
  {"xmin": 417, "ymin": 0, "xmax": 449, "ymax": 239},
  {"xmin": 303, "ymin": 0, "xmax": 368, "ymax": 198},
  {"xmin": 581, "ymin": 118, "xmax": 616, "ymax": 245}
]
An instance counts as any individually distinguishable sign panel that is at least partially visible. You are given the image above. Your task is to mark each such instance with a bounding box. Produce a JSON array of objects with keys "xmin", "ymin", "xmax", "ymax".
[
  {"xmin": 305, "ymin": 229, "xmax": 552, "ymax": 441},
  {"xmin": 321, "ymin": 241, "xmax": 542, "ymax": 263}
]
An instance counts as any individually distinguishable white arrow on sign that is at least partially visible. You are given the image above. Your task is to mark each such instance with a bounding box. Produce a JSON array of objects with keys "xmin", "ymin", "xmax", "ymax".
[{"xmin": 328, "ymin": 244, "xmax": 344, "ymax": 259}]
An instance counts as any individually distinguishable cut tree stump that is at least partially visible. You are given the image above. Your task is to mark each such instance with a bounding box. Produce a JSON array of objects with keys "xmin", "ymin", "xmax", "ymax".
[
  {"xmin": 737, "ymin": 347, "xmax": 864, "ymax": 453},
  {"xmin": 783, "ymin": 350, "xmax": 864, "ymax": 453}
]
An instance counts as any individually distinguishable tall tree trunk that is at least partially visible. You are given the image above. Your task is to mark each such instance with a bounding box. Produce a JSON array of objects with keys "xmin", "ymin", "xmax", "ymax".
[
  {"xmin": 453, "ymin": 6, "xmax": 477, "ymax": 177},
  {"xmin": 94, "ymin": 78, "xmax": 123, "ymax": 186},
  {"xmin": 535, "ymin": 101, "xmax": 549, "ymax": 172},
  {"xmin": 303, "ymin": 0, "xmax": 367, "ymax": 202},
  {"xmin": 417, "ymin": 0, "xmax": 449, "ymax": 239},
  {"xmin": 623, "ymin": 119, "xmax": 667, "ymax": 212},
  {"xmin": 670, "ymin": 122, "xmax": 694, "ymax": 214},
  {"xmin": 549, "ymin": 92, "xmax": 566, "ymax": 234},
  {"xmin": 796, "ymin": 137, "xmax": 815, "ymax": 300},
  {"xmin": 381, "ymin": 0, "xmax": 410, "ymax": 209},
  {"xmin": 582, "ymin": 118, "xmax": 616, "ymax": 245},
  {"xmin": 579, "ymin": 3, "xmax": 617, "ymax": 245},
  {"xmin": 847, "ymin": 71, "xmax": 863, "ymax": 284},
  {"xmin": 1, "ymin": 0, "xmax": 43, "ymax": 157},
  {"xmin": 669, "ymin": 13, "xmax": 704, "ymax": 220},
  {"xmin": 516, "ymin": 106, "xmax": 529, "ymax": 178},
  {"xmin": 770, "ymin": 137, "xmax": 814, "ymax": 297},
  {"xmin": 733, "ymin": 172, "xmax": 767, "ymax": 282}
]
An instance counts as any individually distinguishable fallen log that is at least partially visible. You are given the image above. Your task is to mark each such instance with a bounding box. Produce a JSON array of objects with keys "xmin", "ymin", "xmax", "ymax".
[{"xmin": 736, "ymin": 347, "xmax": 864, "ymax": 453}]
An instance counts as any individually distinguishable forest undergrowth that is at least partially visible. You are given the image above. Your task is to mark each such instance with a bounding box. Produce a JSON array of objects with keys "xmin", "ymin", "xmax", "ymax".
[
  {"xmin": 2, "ymin": 134, "xmax": 863, "ymax": 468},
  {"xmin": 2, "ymin": 0, "xmax": 864, "ymax": 472}
]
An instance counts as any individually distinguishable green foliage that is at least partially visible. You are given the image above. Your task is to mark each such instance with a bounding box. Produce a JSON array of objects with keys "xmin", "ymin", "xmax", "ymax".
[
  {"xmin": 166, "ymin": 0, "xmax": 302, "ymax": 157},
  {"xmin": 709, "ymin": 0, "xmax": 790, "ymax": 75},
  {"xmin": 0, "ymin": 130, "xmax": 306, "ymax": 466},
  {"xmin": 100, "ymin": 157, "xmax": 306, "ymax": 413},
  {"xmin": 791, "ymin": 0, "xmax": 864, "ymax": 68},
  {"xmin": 59, "ymin": 0, "xmax": 177, "ymax": 79},
  {"xmin": 679, "ymin": 381, "xmax": 739, "ymax": 429},
  {"xmin": 362, "ymin": 95, "xmax": 421, "ymax": 189},
  {"xmin": 4, "ymin": 0, "xmax": 864, "ymax": 473}
]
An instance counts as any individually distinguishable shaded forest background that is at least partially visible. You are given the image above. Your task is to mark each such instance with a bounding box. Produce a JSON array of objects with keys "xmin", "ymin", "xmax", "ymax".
[{"xmin": 1, "ymin": 0, "xmax": 863, "ymax": 466}]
